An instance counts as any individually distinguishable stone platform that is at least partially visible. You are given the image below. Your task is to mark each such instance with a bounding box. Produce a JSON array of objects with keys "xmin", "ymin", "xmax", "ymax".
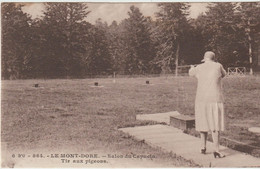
[
  {"xmin": 136, "ymin": 111, "xmax": 180, "ymax": 124},
  {"xmin": 119, "ymin": 125, "xmax": 260, "ymax": 167}
]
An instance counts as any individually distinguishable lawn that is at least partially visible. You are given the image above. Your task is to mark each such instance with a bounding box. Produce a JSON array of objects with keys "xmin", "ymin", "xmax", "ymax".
[{"xmin": 1, "ymin": 75, "xmax": 260, "ymax": 167}]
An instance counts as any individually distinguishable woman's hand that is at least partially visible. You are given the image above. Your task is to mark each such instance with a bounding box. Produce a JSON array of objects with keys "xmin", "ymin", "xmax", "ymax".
[{"xmin": 189, "ymin": 65, "xmax": 196, "ymax": 76}]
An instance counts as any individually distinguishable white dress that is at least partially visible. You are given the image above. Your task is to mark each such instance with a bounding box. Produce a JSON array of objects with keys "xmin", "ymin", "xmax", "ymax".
[{"xmin": 189, "ymin": 61, "xmax": 226, "ymax": 132}]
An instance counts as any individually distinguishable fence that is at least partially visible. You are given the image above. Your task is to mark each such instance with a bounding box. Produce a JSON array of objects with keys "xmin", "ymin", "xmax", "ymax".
[{"xmin": 227, "ymin": 67, "xmax": 246, "ymax": 76}]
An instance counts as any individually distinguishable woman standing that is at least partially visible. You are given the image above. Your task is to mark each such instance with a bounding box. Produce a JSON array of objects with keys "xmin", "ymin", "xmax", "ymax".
[{"xmin": 189, "ymin": 51, "xmax": 226, "ymax": 158}]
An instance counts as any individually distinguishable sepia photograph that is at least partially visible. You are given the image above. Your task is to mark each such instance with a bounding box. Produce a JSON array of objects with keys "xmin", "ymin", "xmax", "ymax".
[{"xmin": 1, "ymin": 1, "xmax": 260, "ymax": 168}]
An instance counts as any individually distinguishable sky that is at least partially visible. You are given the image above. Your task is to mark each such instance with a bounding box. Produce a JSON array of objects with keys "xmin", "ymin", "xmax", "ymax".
[{"xmin": 22, "ymin": 3, "xmax": 208, "ymax": 25}]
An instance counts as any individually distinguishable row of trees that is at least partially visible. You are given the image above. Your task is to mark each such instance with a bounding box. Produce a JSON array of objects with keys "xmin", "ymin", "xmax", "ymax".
[{"xmin": 2, "ymin": 2, "xmax": 260, "ymax": 79}]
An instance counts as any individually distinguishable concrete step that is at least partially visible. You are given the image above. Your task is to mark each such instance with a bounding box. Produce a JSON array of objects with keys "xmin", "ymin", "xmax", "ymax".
[
  {"xmin": 119, "ymin": 125, "xmax": 260, "ymax": 167},
  {"xmin": 170, "ymin": 114, "xmax": 195, "ymax": 130},
  {"xmin": 136, "ymin": 111, "xmax": 180, "ymax": 124}
]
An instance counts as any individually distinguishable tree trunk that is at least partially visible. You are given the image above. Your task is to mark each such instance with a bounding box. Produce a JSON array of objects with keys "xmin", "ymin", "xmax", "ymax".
[
  {"xmin": 248, "ymin": 20, "xmax": 253, "ymax": 75},
  {"xmin": 175, "ymin": 42, "xmax": 179, "ymax": 77},
  {"xmin": 249, "ymin": 41, "xmax": 253, "ymax": 75}
]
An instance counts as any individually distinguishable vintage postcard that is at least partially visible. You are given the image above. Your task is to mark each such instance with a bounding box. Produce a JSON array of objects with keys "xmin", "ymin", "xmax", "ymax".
[{"xmin": 1, "ymin": 1, "xmax": 260, "ymax": 168}]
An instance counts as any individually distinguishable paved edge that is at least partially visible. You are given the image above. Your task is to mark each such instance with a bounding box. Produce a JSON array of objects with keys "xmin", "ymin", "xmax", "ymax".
[
  {"xmin": 136, "ymin": 111, "xmax": 180, "ymax": 124},
  {"xmin": 119, "ymin": 125, "xmax": 260, "ymax": 167}
]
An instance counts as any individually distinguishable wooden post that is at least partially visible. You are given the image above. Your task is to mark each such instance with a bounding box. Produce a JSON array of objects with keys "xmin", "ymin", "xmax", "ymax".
[{"xmin": 113, "ymin": 72, "xmax": 116, "ymax": 83}]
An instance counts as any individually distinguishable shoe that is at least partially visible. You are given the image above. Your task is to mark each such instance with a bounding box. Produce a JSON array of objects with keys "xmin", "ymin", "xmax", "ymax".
[
  {"xmin": 201, "ymin": 148, "xmax": 206, "ymax": 154},
  {"xmin": 213, "ymin": 151, "xmax": 225, "ymax": 158}
]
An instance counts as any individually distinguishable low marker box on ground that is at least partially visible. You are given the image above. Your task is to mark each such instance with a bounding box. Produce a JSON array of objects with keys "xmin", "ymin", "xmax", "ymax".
[
  {"xmin": 248, "ymin": 127, "xmax": 260, "ymax": 134},
  {"xmin": 170, "ymin": 114, "xmax": 195, "ymax": 130}
]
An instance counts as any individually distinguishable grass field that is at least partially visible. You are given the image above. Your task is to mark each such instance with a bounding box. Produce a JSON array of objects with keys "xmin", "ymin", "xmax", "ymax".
[{"xmin": 1, "ymin": 75, "xmax": 260, "ymax": 167}]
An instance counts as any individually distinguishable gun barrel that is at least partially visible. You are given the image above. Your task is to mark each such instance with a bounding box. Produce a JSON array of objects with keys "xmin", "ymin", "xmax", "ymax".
[{"xmin": 177, "ymin": 64, "xmax": 198, "ymax": 68}]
